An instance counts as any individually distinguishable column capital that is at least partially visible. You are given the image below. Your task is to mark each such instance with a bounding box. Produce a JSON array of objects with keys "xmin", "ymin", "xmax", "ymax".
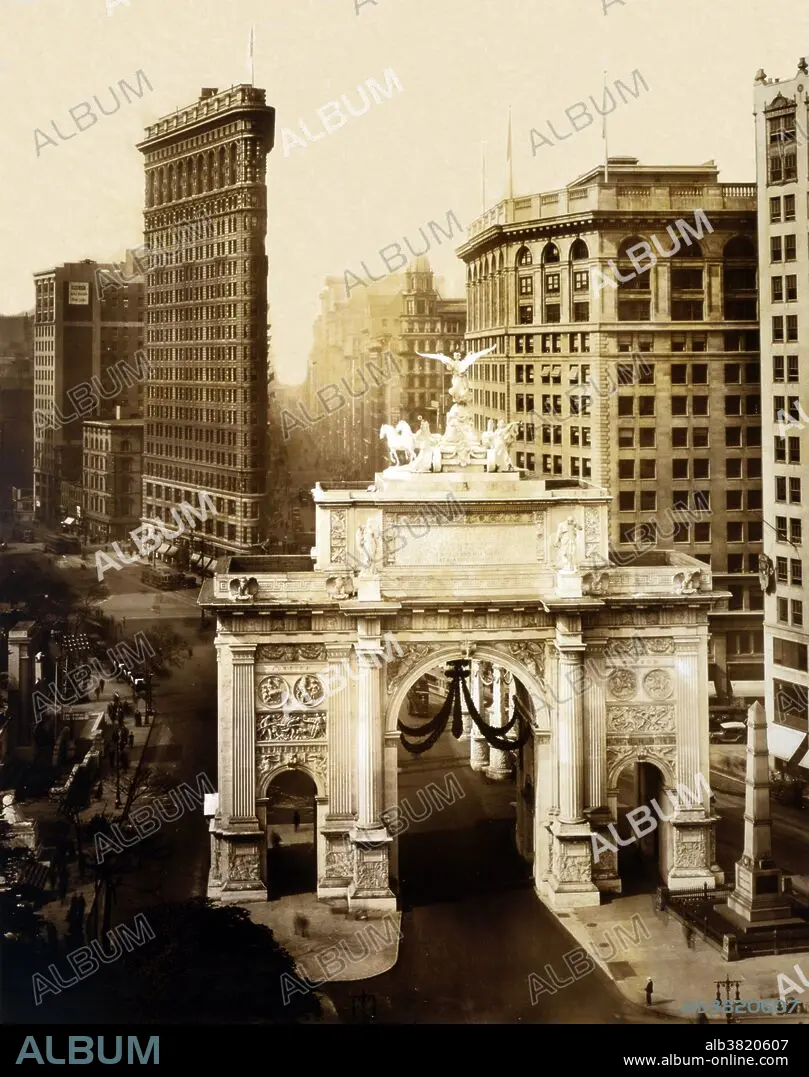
[
  {"xmin": 326, "ymin": 643, "xmax": 353, "ymax": 661},
  {"xmin": 230, "ymin": 644, "xmax": 257, "ymax": 665},
  {"xmin": 673, "ymin": 637, "xmax": 701, "ymax": 655}
]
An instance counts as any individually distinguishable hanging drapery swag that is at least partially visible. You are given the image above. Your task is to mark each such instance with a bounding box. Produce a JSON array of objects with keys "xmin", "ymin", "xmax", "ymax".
[{"xmin": 398, "ymin": 659, "xmax": 531, "ymax": 754}]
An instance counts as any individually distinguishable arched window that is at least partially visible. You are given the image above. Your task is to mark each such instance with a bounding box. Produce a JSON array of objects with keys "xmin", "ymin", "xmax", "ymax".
[
  {"xmin": 541, "ymin": 242, "xmax": 560, "ymax": 264},
  {"xmin": 229, "ymin": 143, "xmax": 238, "ymax": 185},
  {"xmin": 167, "ymin": 163, "xmax": 175, "ymax": 202},
  {"xmin": 570, "ymin": 238, "xmax": 589, "ymax": 261},
  {"xmin": 723, "ymin": 235, "xmax": 757, "ymax": 320},
  {"xmin": 516, "ymin": 246, "xmax": 533, "ymax": 267}
]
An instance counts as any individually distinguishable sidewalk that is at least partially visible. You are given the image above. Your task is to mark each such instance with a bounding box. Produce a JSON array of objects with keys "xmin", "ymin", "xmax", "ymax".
[
  {"xmin": 556, "ymin": 890, "xmax": 809, "ymax": 1024},
  {"xmin": 21, "ymin": 675, "xmax": 156, "ymax": 943}
]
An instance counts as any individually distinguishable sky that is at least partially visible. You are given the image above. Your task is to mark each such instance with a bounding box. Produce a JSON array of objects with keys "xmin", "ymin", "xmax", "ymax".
[{"xmin": 1, "ymin": 0, "xmax": 807, "ymax": 384}]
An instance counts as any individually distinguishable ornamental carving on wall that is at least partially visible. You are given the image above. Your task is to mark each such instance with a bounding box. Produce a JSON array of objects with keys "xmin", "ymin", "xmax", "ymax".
[
  {"xmin": 257, "ymin": 712, "xmax": 326, "ymax": 742},
  {"xmin": 330, "ymin": 509, "xmax": 347, "ymax": 565},
  {"xmin": 228, "ymin": 847, "xmax": 263, "ymax": 886},
  {"xmin": 294, "ymin": 675, "xmax": 325, "ymax": 707},
  {"xmin": 386, "ymin": 644, "xmax": 433, "ymax": 697},
  {"xmin": 675, "ymin": 839, "xmax": 706, "ymax": 869},
  {"xmin": 257, "ymin": 744, "xmax": 327, "ymax": 790},
  {"xmin": 533, "ymin": 509, "xmax": 547, "ymax": 562},
  {"xmin": 508, "ymin": 641, "xmax": 546, "ymax": 687},
  {"xmin": 355, "ymin": 860, "xmax": 390, "ymax": 890},
  {"xmin": 324, "ymin": 841, "xmax": 353, "ymax": 878},
  {"xmin": 257, "ymin": 675, "xmax": 289, "ymax": 709},
  {"xmin": 557, "ymin": 850, "xmax": 593, "ymax": 884},
  {"xmin": 256, "ymin": 644, "xmax": 327, "ymax": 663},
  {"xmin": 606, "ymin": 743, "xmax": 676, "ymax": 787},
  {"xmin": 607, "ymin": 704, "xmax": 675, "ymax": 734},
  {"xmin": 643, "ymin": 668, "xmax": 674, "ymax": 701},
  {"xmin": 607, "ymin": 668, "xmax": 637, "ymax": 700},
  {"xmin": 584, "ymin": 507, "xmax": 600, "ymax": 558}
]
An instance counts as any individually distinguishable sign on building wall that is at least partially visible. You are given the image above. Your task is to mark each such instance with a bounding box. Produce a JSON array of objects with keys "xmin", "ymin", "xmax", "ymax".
[{"xmin": 67, "ymin": 282, "xmax": 90, "ymax": 306}]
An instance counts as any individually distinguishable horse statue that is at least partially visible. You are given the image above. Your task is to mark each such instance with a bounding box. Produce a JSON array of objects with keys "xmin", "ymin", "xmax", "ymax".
[{"xmin": 380, "ymin": 421, "xmax": 416, "ymax": 466}]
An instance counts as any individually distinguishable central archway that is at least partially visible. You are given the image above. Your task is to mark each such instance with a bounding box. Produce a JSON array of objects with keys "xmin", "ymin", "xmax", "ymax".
[{"xmin": 383, "ymin": 643, "xmax": 554, "ymax": 898}]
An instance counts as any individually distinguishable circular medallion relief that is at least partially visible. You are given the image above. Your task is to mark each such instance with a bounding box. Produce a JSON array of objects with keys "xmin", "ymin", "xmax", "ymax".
[
  {"xmin": 257, "ymin": 675, "xmax": 289, "ymax": 709},
  {"xmin": 607, "ymin": 668, "xmax": 637, "ymax": 700},
  {"xmin": 294, "ymin": 675, "xmax": 325, "ymax": 707},
  {"xmin": 643, "ymin": 668, "xmax": 673, "ymax": 700}
]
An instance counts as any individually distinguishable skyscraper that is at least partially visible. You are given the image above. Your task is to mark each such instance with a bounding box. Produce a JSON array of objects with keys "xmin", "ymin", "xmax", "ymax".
[
  {"xmin": 137, "ymin": 85, "xmax": 275, "ymax": 554},
  {"xmin": 754, "ymin": 61, "xmax": 809, "ymax": 771}
]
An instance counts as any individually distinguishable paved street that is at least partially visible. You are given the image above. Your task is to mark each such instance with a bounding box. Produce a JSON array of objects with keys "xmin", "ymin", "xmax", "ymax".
[{"xmin": 325, "ymin": 733, "xmax": 641, "ymax": 1024}]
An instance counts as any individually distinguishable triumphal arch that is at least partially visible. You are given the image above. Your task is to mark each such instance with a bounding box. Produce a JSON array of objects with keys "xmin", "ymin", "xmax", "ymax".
[{"xmin": 200, "ymin": 358, "xmax": 724, "ymax": 912}]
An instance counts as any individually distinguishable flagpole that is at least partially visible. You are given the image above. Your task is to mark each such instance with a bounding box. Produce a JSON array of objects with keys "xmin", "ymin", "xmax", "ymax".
[
  {"xmin": 481, "ymin": 139, "xmax": 487, "ymax": 212},
  {"xmin": 249, "ymin": 25, "xmax": 255, "ymax": 86},
  {"xmin": 603, "ymin": 70, "xmax": 609, "ymax": 183},
  {"xmin": 506, "ymin": 107, "xmax": 514, "ymax": 199}
]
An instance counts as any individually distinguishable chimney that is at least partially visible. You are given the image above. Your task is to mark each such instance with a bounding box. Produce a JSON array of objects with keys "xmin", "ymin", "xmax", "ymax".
[{"xmin": 115, "ymin": 405, "xmax": 121, "ymax": 421}]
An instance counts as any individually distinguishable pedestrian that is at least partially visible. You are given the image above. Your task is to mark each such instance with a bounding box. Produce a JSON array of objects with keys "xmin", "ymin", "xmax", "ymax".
[
  {"xmin": 645, "ymin": 978, "xmax": 654, "ymax": 1006},
  {"xmin": 58, "ymin": 865, "xmax": 68, "ymax": 904},
  {"xmin": 293, "ymin": 913, "xmax": 309, "ymax": 938},
  {"xmin": 188, "ymin": 646, "xmax": 193, "ymax": 658},
  {"xmin": 270, "ymin": 831, "xmax": 282, "ymax": 851},
  {"xmin": 293, "ymin": 810, "xmax": 301, "ymax": 833},
  {"xmin": 122, "ymin": 617, "xmax": 126, "ymax": 631},
  {"xmin": 683, "ymin": 923, "xmax": 694, "ymax": 949},
  {"xmin": 99, "ymin": 678, "xmax": 105, "ymax": 695},
  {"xmin": 128, "ymin": 731, "xmax": 134, "ymax": 749},
  {"xmin": 94, "ymin": 684, "xmax": 101, "ymax": 701}
]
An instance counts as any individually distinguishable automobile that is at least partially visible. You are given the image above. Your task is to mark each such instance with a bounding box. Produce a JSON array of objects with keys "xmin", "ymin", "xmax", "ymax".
[{"xmin": 714, "ymin": 721, "xmax": 746, "ymax": 744}]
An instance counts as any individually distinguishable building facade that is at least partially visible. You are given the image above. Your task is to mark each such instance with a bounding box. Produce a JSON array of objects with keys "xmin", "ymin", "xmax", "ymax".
[
  {"xmin": 32, "ymin": 262, "xmax": 144, "ymax": 523},
  {"xmin": 137, "ymin": 85, "xmax": 275, "ymax": 556},
  {"xmin": 396, "ymin": 257, "xmax": 465, "ymax": 431},
  {"xmin": 457, "ymin": 160, "xmax": 763, "ymax": 707},
  {"xmin": 754, "ymin": 61, "xmax": 809, "ymax": 770},
  {"xmin": 299, "ymin": 262, "xmax": 465, "ymax": 481},
  {"xmin": 0, "ymin": 356, "xmax": 33, "ymax": 511},
  {"xmin": 82, "ymin": 417, "xmax": 144, "ymax": 543}
]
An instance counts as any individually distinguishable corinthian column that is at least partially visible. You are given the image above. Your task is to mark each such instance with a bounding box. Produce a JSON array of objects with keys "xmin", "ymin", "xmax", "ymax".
[
  {"xmin": 486, "ymin": 668, "xmax": 512, "ymax": 781},
  {"xmin": 355, "ymin": 641, "xmax": 383, "ymax": 831},
  {"xmin": 325, "ymin": 644, "xmax": 353, "ymax": 818},
  {"xmin": 460, "ymin": 661, "xmax": 477, "ymax": 740},
  {"xmin": 583, "ymin": 643, "xmax": 607, "ymax": 812},
  {"xmin": 470, "ymin": 661, "xmax": 490, "ymax": 772},
  {"xmin": 557, "ymin": 648, "xmax": 585, "ymax": 824},
  {"xmin": 674, "ymin": 637, "xmax": 702, "ymax": 793},
  {"xmin": 230, "ymin": 644, "xmax": 258, "ymax": 824}
]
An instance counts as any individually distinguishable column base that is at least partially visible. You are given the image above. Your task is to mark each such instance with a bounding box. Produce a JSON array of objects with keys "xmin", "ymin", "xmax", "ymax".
[
  {"xmin": 207, "ymin": 826, "xmax": 264, "ymax": 899},
  {"xmin": 485, "ymin": 761, "xmax": 512, "ymax": 781},
  {"xmin": 470, "ymin": 738, "xmax": 490, "ymax": 771},
  {"xmin": 347, "ymin": 827, "xmax": 396, "ymax": 913},
  {"xmin": 546, "ymin": 820, "xmax": 601, "ymax": 909},
  {"xmin": 319, "ymin": 823, "xmax": 354, "ymax": 895},
  {"xmin": 668, "ymin": 814, "xmax": 720, "ymax": 891}
]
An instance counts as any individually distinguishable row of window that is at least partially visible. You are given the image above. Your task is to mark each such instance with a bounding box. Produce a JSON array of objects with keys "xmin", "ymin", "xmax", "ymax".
[
  {"xmin": 773, "ymin": 637, "xmax": 807, "ymax": 673},
  {"xmin": 771, "ymin": 315, "xmax": 799, "ymax": 342},
  {"xmin": 617, "ymin": 520, "xmax": 764, "ymax": 546},
  {"xmin": 774, "ymin": 475, "xmax": 802, "ymax": 503},
  {"xmin": 777, "ymin": 599, "xmax": 804, "ymax": 627}
]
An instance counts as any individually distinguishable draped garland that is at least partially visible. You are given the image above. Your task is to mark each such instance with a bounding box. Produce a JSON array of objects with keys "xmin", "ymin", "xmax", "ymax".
[{"xmin": 398, "ymin": 659, "xmax": 532, "ymax": 755}]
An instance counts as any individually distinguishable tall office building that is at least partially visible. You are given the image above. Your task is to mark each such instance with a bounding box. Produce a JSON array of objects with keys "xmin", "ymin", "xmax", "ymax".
[
  {"xmin": 457, "ymin": 159, "xmax": 763, "ymax": 705},
  {"xmin": 397, "ymin": 257, "xmax": 466, "ymax": 431},
  {"xmin": 137, "ymin": 85, "xmax": 275, "ymax": 554},
  {"xmin": 32, "ymin": 262, "xmax": 144, "ymax": 523},
  {"xmin": 754, "ymin": 61, "xmax": 809, "ymax": 769}
]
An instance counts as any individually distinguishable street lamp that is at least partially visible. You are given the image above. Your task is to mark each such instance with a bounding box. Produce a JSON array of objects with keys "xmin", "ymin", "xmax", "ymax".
[{"xmin": 715, "ymin": 976, "xmax": 742, "ymax": 1024}]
